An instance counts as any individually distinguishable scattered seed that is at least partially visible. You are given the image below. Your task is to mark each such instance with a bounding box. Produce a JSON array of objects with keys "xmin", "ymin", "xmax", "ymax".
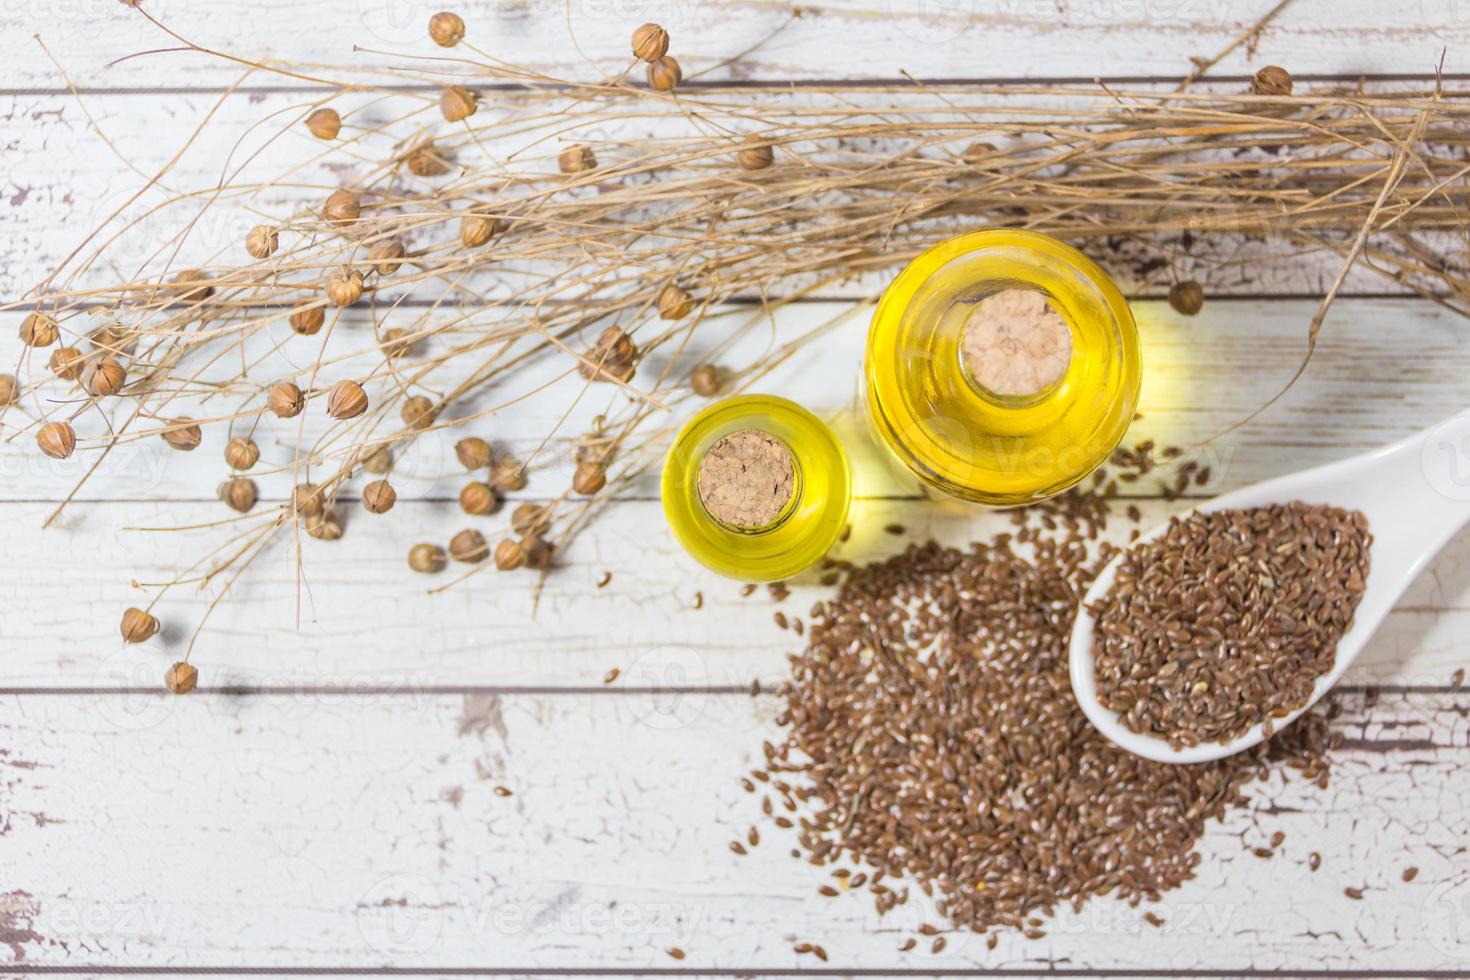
[
  {"xmin": 730, "ymin": 841, "xmax": 747, "ymax": 856},
  {"xmin": 665, "ymin": 947, "xmax": 685, "ymax": 960},
  {"xmin": 602, "ymin": 668, "xmax": 620, "ymax": 684},
  {"xmin": 493, "ymin": 786, "xmax": 512, "ymax": 797},
  {"xmin": 1345, "ymin": 886, "xmax": 1365, "ymax": 900},
  {"xmin": 899, "ymin": 938, "xmax": 916, "ymax": 952},
  {"xmin": 740, "ymin": 454, "xmax": 1341, "ymax": 939},
  {"xmin": 741, "ymin": 583, "xmax": 758, "ymax": 597},
  {"xmin": 1452, "ymin": 668, "xmax": 1465, "ymax": 689},
  {"xmin": 596, "ymin": 571, "xmax": 612, "ymax": 588},
  {"xmin": 693, "ymin": 590, "xmax": 703, "ymax": 609},
  {"xmin": 1309, "ymin": 852, "xmax": 1322, "ymax": 871},
  {"xmin": 1144, "ymin": 911, "xmax": 1165, "ymax": 927},
  {"xmin": 1403, "ymin": 866, "xmax": 1419, "ymax": 882}
]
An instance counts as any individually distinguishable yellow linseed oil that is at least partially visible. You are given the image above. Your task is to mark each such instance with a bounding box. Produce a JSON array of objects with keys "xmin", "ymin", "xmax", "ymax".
[
  {"xmin": 866, "ymin": 229, "xmax": 1141, "ymax": 506},
  {"xmin": 662, "ymin": 394, "xmax": 851, "ymax": 581}
]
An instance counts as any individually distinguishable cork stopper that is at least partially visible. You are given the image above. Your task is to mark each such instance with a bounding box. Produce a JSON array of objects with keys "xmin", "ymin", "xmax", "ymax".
[
  {"xmin": 697, "ymin": 429, "xmax": 796, "ymax": 529},
  {"xmin": 960, "ymin": 288, "xmax": 1072, "ymax": 398}
]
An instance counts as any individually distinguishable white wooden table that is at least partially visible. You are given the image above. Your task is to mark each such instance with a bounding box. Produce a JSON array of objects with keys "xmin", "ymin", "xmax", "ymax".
[{"xmin": 3, "ymin": 1, "xmax": 1470, "ymax": 975}]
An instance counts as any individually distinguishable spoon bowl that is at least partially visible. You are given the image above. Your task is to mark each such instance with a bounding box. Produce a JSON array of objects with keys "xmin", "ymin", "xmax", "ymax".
[{"xmin": 1069, "ymin": 409, "xmax": 1470, "ymax": 764}]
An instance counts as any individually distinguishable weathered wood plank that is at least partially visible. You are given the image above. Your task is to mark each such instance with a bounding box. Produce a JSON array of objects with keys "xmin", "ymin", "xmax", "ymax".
[
  {"xmin": 1, "ymin": 689, "xmax": 1466, "ymax": 970},
  {"xmin": 2, "ymin": 0, "xmax": 1465, "ymax": 89},
  {"xmin": 3, "ymin": 497, "xmax": 1467, "ymax": 690},
  {"xmin": 3, "ymin": 297, "xmax": 1468, "ymax": 504}
]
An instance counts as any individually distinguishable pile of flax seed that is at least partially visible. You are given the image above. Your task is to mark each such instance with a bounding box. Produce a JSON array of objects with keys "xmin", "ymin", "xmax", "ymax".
[{"xmin": 745, "ymin": 458, "xmax": 1339, "ymax": 945}]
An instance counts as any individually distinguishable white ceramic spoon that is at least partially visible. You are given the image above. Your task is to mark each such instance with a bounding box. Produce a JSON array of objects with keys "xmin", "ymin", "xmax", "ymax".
[{"xmin": 1069, "ymin": 409, "xmax": 1470, "ymax": 764}]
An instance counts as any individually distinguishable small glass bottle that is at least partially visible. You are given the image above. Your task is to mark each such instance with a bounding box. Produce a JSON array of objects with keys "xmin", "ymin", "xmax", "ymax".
[
  {"xmin": 866, "ymin": 229, "xmax": 1141, "ymax": 506},
  {"xmin": 662, "ymin": 394, "xmax": 851, "ymax": 581}
]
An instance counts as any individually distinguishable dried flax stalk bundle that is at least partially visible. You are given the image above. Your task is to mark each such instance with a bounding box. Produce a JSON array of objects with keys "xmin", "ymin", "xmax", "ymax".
[{"xmin": 2, "ymin": 9, "xmax": 1469, "ymax": 685}]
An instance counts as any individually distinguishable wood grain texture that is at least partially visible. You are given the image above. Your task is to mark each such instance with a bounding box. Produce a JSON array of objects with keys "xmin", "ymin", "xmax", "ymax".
[
  {"xmin": 5, "ymin": 497, "xmax": 1470, "ymax": 691},
  {"xmin": 5, "ymin": 2, "xmax": 1470, "ymax": 975},
  {"xmin": 2, "ymin": 690, "xmax": 1468, "ymax": 971},
  {"xmin": 3, "ymin": 0, "xmax": 1467, "ymax": 89},
  {"xmin": 4, "ymin": 297, "xmax": 1469, "ymax": 504}
]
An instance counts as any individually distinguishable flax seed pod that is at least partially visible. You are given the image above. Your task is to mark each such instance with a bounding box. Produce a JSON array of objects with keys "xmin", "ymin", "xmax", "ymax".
[
  {"xmin": 367, "ymin": 238, "xmax": 406, "ymax": 276},
  {"xmin": 326, "ymin": 269, "xmax": 364, "ymax": 307},
  {"xmin": 37, "ymin": 421, "xmax": 76, "ymax": 459},
  {"xmin": 362, "ymin": 479, "xmax": 396, "ymax": 514},
  {"xmin": 161, "ymin": 419, "xmax": 203, "ymax": 451},
  {"xmin": 323, "ymin": 188, "xmax": 361, "ymax": 226},
  {"xmin": 1252, "ymin": 65, "xmax": 1293, "ymax": 96},
  {"xmin": 305, "ymin": 508, "xmax": 343, "ymax": 540},
  {"xmin": 409, "ymin": 542, "xmax": 447, "ymax": 573},
  {"xmin": 82, "ymin": 358, "xmax": 126, "ymax": 396},
  {"xmin": 511, "ymin": 502, "xmax": 550, "ymax": 537},
  {"xmin": 49, "ymin": 346, "xmax": 85, "ymax": 381},
  {"xmin": 292, "ymin": 482, "xmax": 325, "ymax": 518},
  {"xmin": 306, "ymin": 107, "xmax": 341, "ymax": 139},
  {"xmin": 631, "ymin": 23, "xmax": 669, "ymax": 62},
  {"xmin": 225, "ymin": 435, "xmax": 260, "ymax": 470},
  {"xmin": 218, "ymin": 476, "xmax": 258, "ymax": 513},
  {"xmin": 327, "ymin": 380, "xmax": 368, "ymax": 420},
  {"xmin": 460, "ymin": 212, "xmax": 499, "ymax": 249},
  {"xmin": 120, "ymin": 607, "xmax": 159, "ymax": 643},
  {"xmin": 455, "ymin": 437, "xmax": 493, "ymax": 470},
  {"xmin": 360, "ymin": 444, "xmax": 392, "ymax": 475},
  {"xmin": 689, "ymin": 364, "xmax": 722, "ymax": 397},
  {"xmin": 490, "ymin": 455, "xmax": 525, "ymax": 492},
  {"xmin": 429, "ymin": 11, "xmax": 465, "ymax": 47},
  {"xmin": 658, "ymin": 284, "xmax": 694, "ymax": 320},
  {"xmin": 648, "ymin": 56, "xmax": 681, "ymax": 92},
  {"xmin": 20, "ymin": 312, "xmax": 59, "ymax": 347},
  {"xmin": 402, "ymin": 395, "xmax": 438, "ymax": 430},
  {"xmin": 573, "ymin": 461, "xmax": 607, "ymax": 495},
  {"xmin": 559, "ymin": 145, "xmax": 597, "ymax": 173},
  {"xmin": 165, "ymin": 662, "xmax": 198, "ymax": 694},
  {"xmin": 1168, "ymin": 280, "xmax": 1205, "ymax": 316},
  {"xmin": 441, "ymin": 85, "xmax": 478, "ymax": 122},
  {"xmin": 449, "ymin": 528, "xmax": 490, "ymax": 563},
  {"xmin": 246, "ymin": 224, "xmax": 279, "ymax": 259},
  {"xmin": 290, "ymin": 305, "xmax": 326, "ymax": 335},
  {"xmin": 267, "ymin": 381, "xmax": 305, "ymax": 418},
  {"xmin": 406, "ymin": 141, "xmax": 449, "ymax": 176},
  {"xmin": 170, "ymin": 269, "xmax": 214, "ymax": 302},
  {"xmin": 380, "ymin": 328, "xmax": 416, "ymax": 359},
  {"xmin": 459, "ymin": 481, "xmax": 499, "ymax": 516},
  {"xmin": 494, "ymin": 537, "xmax": 526, "ymax": 571},
  {"xmin": 737, "ymin": 141, "xmax": 775, "ymax": 171}
]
